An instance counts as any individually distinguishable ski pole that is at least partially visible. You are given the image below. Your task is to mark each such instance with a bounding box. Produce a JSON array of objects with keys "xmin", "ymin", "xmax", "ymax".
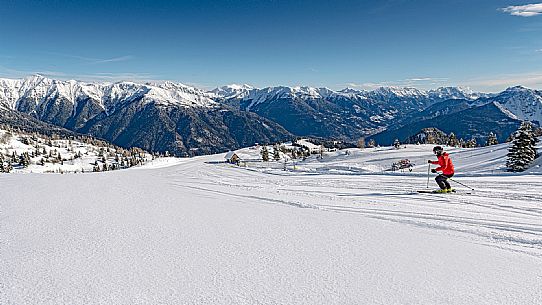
[
  {"xmin": 448, "ymin": 177, "xmax": 475, "ymax": 191},
  {"xmin": 426, "ymin": 164, "xmax": 430, "ymax": 188}
]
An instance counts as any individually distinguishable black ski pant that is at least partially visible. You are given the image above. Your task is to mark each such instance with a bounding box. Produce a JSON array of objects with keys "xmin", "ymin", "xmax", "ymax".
[{"xmin": 435, "ymin": 173, "xmax": 453, "ymax": 189}]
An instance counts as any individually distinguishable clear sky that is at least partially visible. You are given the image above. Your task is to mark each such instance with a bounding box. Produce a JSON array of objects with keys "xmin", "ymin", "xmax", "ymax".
[{"xmin": 1, "ymin": 0, "xmax": 542, "ymax": 92}]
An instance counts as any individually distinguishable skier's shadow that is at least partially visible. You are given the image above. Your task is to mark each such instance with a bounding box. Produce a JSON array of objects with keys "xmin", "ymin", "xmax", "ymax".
[{"xmin": 338, "ymin": 192, "xmax": 417, "ymax": 197}]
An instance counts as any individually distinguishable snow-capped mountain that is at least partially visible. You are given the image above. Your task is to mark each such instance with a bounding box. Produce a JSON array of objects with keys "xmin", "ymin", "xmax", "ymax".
[
  {"xmin": 0, "ymin": 75, "xmax": 290, "ymax": 156},
  {"xmin": 1, "ymin": 75, "xmax": 541, "ymax": 155},
  {"xmin": 490, "ymin": 86, "xmax": 542, "ymax": 125},
  {"xmin": 427, "ymin": 86, "xmax": 487, "ymax": 100},
  {"xmin": 211, "ymin": 84, "xmax": 489, "ymax": 140},
  {"xmin": 212, "ymin": 85, "xmax": 485, "ymax": 106},
  {"xmin": 0, "ymin": 75, "xmax": 217, "ymax": 113},
  {"xmin": 210, "ymin": 84, "xmax": 255, "ymax": 100}
]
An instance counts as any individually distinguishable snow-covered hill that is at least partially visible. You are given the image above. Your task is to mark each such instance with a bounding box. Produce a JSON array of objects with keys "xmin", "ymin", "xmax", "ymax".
[
  {"xmin": 1, "ymin": 142, "xmax": 540, "ymax": 304},
  {"xmin": 0, "ymin": 128, "xmax": 152, "ymax": 173},
  {"xmin": 229, "ymin": 140, "xmax": 542, "ymax": 175}
]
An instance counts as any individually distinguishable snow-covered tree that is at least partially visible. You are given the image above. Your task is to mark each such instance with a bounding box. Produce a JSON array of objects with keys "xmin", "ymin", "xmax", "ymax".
[
  {"xmin": 486, "ymin": 132, "xmax": 498, "ymax": 146},
  {"xmin": 393, "ymin": 139, "xmax": 401, "ymax": 149},
  {"xmin": 367, "ymin": 139, "xmax": 376, "ymax": 148},
  {"xmin": 19, "ymin": 152, "xmax": 30, "ymax": 168},
  {"xmin": 261, "ymin": 146, "xmax": 269, "ymax": 162},
  {"xmin": 273, "ymin": 145, "xmax": 281, "ymax": 161},
  {"xmin": 425, "ymin": 133, "xmax": 436, "ymax": 144},
  {"xmin": 1, "ymin": 159, "xmax": 12, "ymax": 173},
  {"xmin": 447, "ymin": 132, "xmax": 460, "ymax": 147},
  {"xmin": 465, "ymin": 138, "xmax": 477, "ymax": 148},
  {"xmin": 507, "ymin": 122, "xmax": 539, "ymax": 172}
]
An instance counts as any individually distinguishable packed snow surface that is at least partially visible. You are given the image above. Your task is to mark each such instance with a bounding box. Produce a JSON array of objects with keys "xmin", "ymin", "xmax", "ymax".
[{"xmin": 1, "ymin": 144, "xmax": 541, "ymax": 304}]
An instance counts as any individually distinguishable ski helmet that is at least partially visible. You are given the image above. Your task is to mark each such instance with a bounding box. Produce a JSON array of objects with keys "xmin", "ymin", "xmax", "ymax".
[{"xmin": 433, "ymin": 146, "xmax": 443, "ymax": 155}]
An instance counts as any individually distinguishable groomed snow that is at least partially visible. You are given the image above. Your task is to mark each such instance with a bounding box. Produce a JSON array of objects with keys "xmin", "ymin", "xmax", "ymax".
[{"xmin": 1, "ymin": 144, "xmax": 541, "ymax": 304}]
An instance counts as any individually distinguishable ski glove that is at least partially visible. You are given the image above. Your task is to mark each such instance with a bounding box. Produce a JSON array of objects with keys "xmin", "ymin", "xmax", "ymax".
[
  {"xmin": 427, "ymin": 160, "xmax": 432, "ymax": 164},
  {"xmin": 431, "ymin": 169, "xmax": 437, "ymax": 173}
]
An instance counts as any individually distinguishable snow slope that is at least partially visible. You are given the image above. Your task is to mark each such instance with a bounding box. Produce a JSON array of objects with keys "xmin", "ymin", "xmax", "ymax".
[
  {"xmin": 233, "ymin": 141, "xmax": 541, "ymax": 175},
  {"xmin": 1, "ymin": 144, "xmax": 541, "ymax": 304},
  {"xmin": 0, "ymin": 129, "xmax": 152, "ymax": 173}
]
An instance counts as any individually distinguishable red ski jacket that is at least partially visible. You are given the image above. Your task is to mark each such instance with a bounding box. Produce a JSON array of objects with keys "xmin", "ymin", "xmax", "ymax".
[{"xmin": 430, "ymin": 152, "xmax": 455, "ymax": 175}]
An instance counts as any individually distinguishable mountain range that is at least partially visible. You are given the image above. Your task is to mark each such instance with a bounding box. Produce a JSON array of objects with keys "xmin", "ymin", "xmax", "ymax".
[{"xmin": 1, "ymin": 75, "xmax": 541, "ymax": 154}]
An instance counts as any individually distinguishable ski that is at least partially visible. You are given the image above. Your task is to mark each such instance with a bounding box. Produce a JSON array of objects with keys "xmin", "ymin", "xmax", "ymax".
[{"xmin": 417, "ymin": 189, "xmax": 472, "ymax": 195}]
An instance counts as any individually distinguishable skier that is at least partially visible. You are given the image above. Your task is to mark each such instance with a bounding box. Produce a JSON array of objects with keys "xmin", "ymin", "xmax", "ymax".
[{"xmin": 428, "ymin": 146, "xmax": 455, "ymax": 193}]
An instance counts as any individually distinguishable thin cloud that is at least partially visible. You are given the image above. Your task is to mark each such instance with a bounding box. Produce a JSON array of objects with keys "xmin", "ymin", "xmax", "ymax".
[
  {"xmin": 94, "ymin": 56, "xmax": 134, "ymax": 64},
  {"xmin": 72, "ymin": 55, "xmax": 134, "ymax": 64},
  {"xmin": 406, "ymin": 77, "xmax": 433, "ymax": 81},
  {"xmin": 45, "ymin": 52, "xmax": 134, "ymax": 64},
  {"xmin": 501, "ymin": 3, "xmax": 542, "ymax": 17},
  {"xmin": 74, "ymin": 72, "xmax": 158, "ymax": 83},
  {"xmin": 0, "ymin": 66, "xmax": 159, "ymax": 84},
  {"xmin": 346, "ymin": 77, "xmax": 449, "ymax": 90},
  {"xmin": 0, "ymin": 65, "xmax": 68, "ymax": 79},
  {"xmin": 460, "ymin": 72, "xmax": 542, "ymax": 91}
]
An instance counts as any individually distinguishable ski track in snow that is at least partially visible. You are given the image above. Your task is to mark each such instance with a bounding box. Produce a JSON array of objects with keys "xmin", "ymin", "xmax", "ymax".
[
  {"xmin": 1, "ymin": 146, "xmax": 542, "ymax": 304},
  {"xmin": 167, "ymin": 161, "xmax": 542, "ymax": 258}
]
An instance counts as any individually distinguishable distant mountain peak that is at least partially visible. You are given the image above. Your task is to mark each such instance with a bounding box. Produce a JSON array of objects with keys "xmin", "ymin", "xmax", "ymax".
[
  {"xmin": 505, "ymin": 85, "xmax": 529, "ymax": 91},
  {"xmin": 338, "ymin": 87, "xmax": 365, "ymax": 94},
  {"xmin": 0, "ymin": 77, "xmax": 216, "ymax": 111},
  {"xmin": 210, "ymin": 84, "xmax": 256, "ymax": 99},
  {"xmin": 227, "ymin": 84, "xmax": 255, "ymax": 90}
]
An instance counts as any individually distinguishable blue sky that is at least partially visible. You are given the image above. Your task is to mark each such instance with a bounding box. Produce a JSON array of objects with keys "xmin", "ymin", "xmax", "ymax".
[{"xmin": 1, "ymin": 0, "xmax": 542, "ymax": 91}]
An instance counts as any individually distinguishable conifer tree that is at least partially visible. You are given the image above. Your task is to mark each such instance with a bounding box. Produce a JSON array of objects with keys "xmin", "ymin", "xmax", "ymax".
[
  {"xmin": 261, "ymin": 146, "xmax": 269, "ymax": 162},
  {"xmin": 507, "ymin": 122, "xmax": 539, "ymax": 172},
  {"xmin": 273, "ymin": 145, "xmax": 281, "ymax": 161},
  {"xmin": 466, "ymin": 138, "xmax": 477, "ymax": 148},
  {"xmin": 426, "ymin": 133, "xmax": 436, "ymax": 144},
  {"xmin": 393, "ymin": 139, "xmax": 401, "ymax": 149},
  {"xmin": 4, "ymin": 162, "xmax": 12, "ymax": 173},
  {"xmin": 19, "ymin": 152, "xmax": 30, "ymax": 168},
  {"xmin": 486, "ymin": 132, "xmax": 498, "ymax": 146},
  {"xmin": 447, "ymin": 132, "xmax": 460, "ymax": 147}
]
